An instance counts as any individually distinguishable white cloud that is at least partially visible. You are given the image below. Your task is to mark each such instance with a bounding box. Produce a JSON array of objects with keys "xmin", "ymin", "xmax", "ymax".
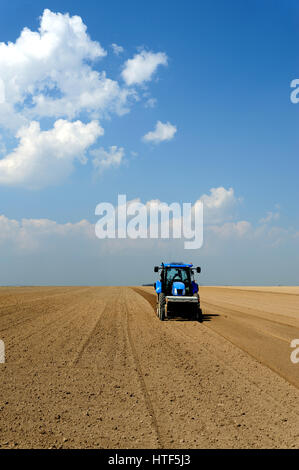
[
  {"xmin": 0, "ymin": 10, "xmax": 170, "ymax": 188},
  {"xmin": 208, "ymin": 221, "xmax": 252, "ymax": 238},
  {"xmin": 0, "ymin": 135, "xmax": 6, "ymax": 155},
  {"xmin": 0, "ymin": 188, "xmax": 236, "ymax": 253},
  {"xmin": 200, "ymin": 187, "xmax": 235, "ymax": 209},
  {"xmin": 197, "ymin": 187, "xmax": 239, "ymax": 224},
  {"xmin": 0, "ymin": 186, "xmax": 297, "ymax": 284},
  {"xmin": 122, "ymin": 50, "xmax": 168, "ymax": 86},
  {"xmin": 143, "ymin": 120, "xmax": 177, "ymax": 143},
  {"xmin": 145, "ymin": 97, "xmax": 157, "ymax": 108},
  {"xmin": 142, "ymin": 188, "xmax": 239, "ymax": 239},
  {"xmin": 92, "ymin": 146, "xmax": 125, "ymax": 172},
  {"xmin": 111, "ymin": 43, "xmax": 124, "ymax": 55},
  {"xmin": 0, "ymin": 214, "xmax": 95, "ymax": 252},
  {"xmin": 259, "ymin": 210, "xmax": 280, "ymax": 224},
  {"xmin": 0, "ymin": 119, "xmax": 103, "ymax": 189},
  {"xmin": 0, "ymin": 78, "xmax": 5, "ymax": 104},
  {"xmin": 0, "ymin": 187, "xmax": 297, "ymax": 284},
  {"xmin": 0, "ymin": 9, "xmax": 126, "ymax": 124},
  {"xmin": 0, "ymin": 186, "xmax": 238, "ymax": 248}
]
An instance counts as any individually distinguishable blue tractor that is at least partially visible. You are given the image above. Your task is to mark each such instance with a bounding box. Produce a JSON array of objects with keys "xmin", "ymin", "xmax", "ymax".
[{"xmin": 154, "ymin": 262, "xmax": 202, "ymax": 321}]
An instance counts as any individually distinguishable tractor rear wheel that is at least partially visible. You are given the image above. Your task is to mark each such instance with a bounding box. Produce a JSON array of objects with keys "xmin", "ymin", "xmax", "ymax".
[
  {"xmin": 192, "ymin": 294, "xmax": 202, "ymax": 322},
  {"xmin": 195, "ymin": 306, "xmax": 203, "ymax": 322},
  {"xmin": 158, "ymin": 293, "xmax": 166, "ymax": 321}
]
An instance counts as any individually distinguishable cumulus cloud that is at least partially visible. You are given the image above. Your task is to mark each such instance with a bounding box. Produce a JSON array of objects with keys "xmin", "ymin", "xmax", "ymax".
[
  {"xmin": 0, "ymin": 186, "xmax": 292, "ymax": 256},
  {"xmin": 0, "ymin": 119, "xmax": 103, "ymax": 188},
  {"xmin": 0, "ymin": 214, "xmax": 95, "ymax": 252},
  {"xmin": 200, "ymin": 187, "xmax": 235, "ymax": 209},
  {"xmin": 0, "ymin": 185, "xmax": 296, "ymax": 285},
  {"xmin": 259, "ymin": 210, "xmax": 280, "ymax": 224},
  {"xmin": 0, "ymin": 135, "xmax": 6, "ymax": 155},
  {"xmin": 122, "ymin": 50, "xmax": 168, "ymax": 86},
  {"xmin": 198, "ymin": 187, "xmax": 239, "ymax": 224},
  {"xmin": 0, "ymin": 9, "xmax": 131, "ymax": 125},
  {"xmin": 140, "ymin": 187, "xmax": 239, "ymax": 238},
  {"xmin": 0, "ymin": 187, "xmax": 238, "ymax": 253},
  {"xmin": 0, "ymin": 209, "xmax": 296, "ymax": 285},
  {"xmin": 111, "ymin": 43, "xmax": 124, "ymax": 55},
  {"xmin": 0, "ymin": 10, "xmax": 171, "ymax": 188},
  {"xmin": 0, "ymin": 78, "xmax": 5, "ymax": 104},
  {"xmin": 143, "ymin": 120, "xmax": 177, "ymax": 143},
  {"xmin": 92, "ymin": 146, "xmax": 125, "ymax": 172},
  {"xmin": 208, "ymin": 221, "xmax": 252, "ymax": 238},
  {"xmin": 145, "ymin": 97, "xmax": 157, "ymax": 108},
  {"xmin": 0, "ymin": 186, "xmax": 296, "ymax": 284}
]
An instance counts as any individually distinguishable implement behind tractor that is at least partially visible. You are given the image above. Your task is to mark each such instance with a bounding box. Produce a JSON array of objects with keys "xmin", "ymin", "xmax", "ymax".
[{"xmin": 154, "ymin": 262, "xmax": 202, "ymax": 321}]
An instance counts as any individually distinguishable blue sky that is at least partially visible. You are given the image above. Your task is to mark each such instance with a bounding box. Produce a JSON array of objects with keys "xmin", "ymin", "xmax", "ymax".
[{"xmin": 0, "ymin": 0, "xmax": 299, "ymax": 285}]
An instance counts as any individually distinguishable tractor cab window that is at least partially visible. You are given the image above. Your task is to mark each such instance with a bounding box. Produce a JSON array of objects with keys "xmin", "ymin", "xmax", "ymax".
[{"xmin": 165, "ymin": 268, "xmax": 189, "ymax": 285}]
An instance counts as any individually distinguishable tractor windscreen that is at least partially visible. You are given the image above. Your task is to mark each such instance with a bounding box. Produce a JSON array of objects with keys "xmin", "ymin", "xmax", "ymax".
[{"xmin": 165, "ymin": 268, "xmax": 189, "ymax": 283}]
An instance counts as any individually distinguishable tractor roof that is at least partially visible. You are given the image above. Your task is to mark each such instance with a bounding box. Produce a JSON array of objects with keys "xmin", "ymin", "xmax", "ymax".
[{"xmin": 162, "ymin": 262, "xmax": 193, "ymax": 268}]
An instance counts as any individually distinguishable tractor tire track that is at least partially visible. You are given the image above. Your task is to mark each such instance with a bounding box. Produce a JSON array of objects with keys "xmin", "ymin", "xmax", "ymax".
[
  {"xmin": 122, "ymin": 288, "xmax": 163, "ymax": 448},
  {"xmin": 70, "ymin": 300, "xmax": 108, "ymax": 367}
]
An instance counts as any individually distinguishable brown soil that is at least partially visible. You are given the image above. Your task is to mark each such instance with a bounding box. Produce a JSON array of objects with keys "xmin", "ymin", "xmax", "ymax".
[{"xmin": 0, "ymin": 286, "xmax": 298, "ymax": 449}]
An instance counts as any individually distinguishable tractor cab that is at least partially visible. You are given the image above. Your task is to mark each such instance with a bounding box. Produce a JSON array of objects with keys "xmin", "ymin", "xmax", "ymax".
[
  {"xmin": 155, "ymin": 262, "xmax": 200, "ymax": 297},
  {"xmin": 164, "ymin": 266, "xmax": 192, "ymax": 296}
]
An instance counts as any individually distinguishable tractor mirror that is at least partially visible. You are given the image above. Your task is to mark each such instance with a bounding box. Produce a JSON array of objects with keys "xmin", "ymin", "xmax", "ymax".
[
  {"xmin": 154, "ymin": 266, "xmax": 159, "ymax": 272},
  {"xmin": 196, "ymin": 267, "xmax": 201, "ymax": 273}
]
